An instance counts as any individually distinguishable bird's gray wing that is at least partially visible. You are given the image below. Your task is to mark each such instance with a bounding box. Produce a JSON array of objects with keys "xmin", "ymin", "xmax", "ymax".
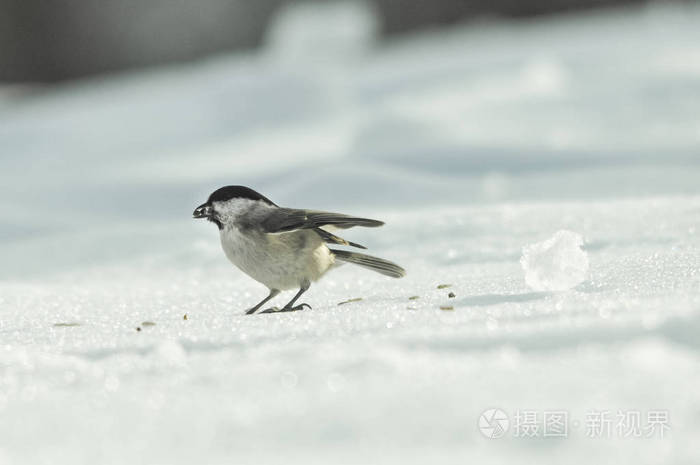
[
  {"xmin": 260, "ymin": 208, "xmax": 384, "ymax": 234},
  {"xmin": 313, "ymin": 228, "xmax": 367, "ymax": 249}
]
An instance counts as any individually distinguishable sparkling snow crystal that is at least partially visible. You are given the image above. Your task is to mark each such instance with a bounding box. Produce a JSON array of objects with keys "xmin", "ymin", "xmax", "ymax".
[{"xmin": 520, "ymin": 230, "xmax": 589, "ymax": 291}]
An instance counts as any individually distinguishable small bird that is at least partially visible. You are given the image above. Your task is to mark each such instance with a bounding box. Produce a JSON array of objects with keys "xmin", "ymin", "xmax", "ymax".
[{"xmin": 193, "ymin": 186, "xmax": 405, "ymax": 315}]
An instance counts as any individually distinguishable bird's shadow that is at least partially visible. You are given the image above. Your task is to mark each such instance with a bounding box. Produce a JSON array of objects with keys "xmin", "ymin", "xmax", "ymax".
[
  {"xmin": 455, "ymin": 281, "xmax": 608, "ymax": 307},
  {"xmin": 456, "ymin": 291, "xmax": 550, "ymax": 307}
]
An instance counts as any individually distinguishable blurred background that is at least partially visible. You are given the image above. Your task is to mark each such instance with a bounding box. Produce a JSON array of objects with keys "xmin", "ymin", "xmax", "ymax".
[
  {"xmin": 1, "ymin": 0, "xmax": 699, "ymax": 276},
  {"xmin": 1, "ymin": 0, "xmax": 651, "ymax": 82}
]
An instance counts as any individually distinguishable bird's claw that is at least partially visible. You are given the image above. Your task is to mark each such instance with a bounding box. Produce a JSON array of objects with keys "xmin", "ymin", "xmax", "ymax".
[
  {"xmin": 291, "ymin": 303, "xmax": 312, "ymax": 311},
  {"xmin": 259, "ymin": 303, "xmax": 311, "ymax": 314}
]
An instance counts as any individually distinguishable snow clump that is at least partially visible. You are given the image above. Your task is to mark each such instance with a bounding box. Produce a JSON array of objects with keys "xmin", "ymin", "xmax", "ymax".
[{"xmin": 520, "ymin": 230, "xmax": 589, "ymax": 291}]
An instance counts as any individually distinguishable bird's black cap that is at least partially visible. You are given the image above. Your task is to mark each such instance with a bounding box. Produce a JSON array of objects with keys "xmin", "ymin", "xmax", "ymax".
[{"xmin": 206, "ymin": 186, "xmax": 277, "ymax": 206}]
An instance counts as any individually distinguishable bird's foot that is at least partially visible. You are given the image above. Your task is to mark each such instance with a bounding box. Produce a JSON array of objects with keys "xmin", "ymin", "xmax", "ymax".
[
  {"xmin": 245, "ymin": 307, "xmax": 261, "ymax": 315},
  {"xmin": 259, "ymin": 303, "xmax": 311, "ymax": 314}
]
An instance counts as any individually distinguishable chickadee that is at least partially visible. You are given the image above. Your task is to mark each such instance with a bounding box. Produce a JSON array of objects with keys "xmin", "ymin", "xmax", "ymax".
[{"xmin": 193, "ymin": 186, "xmax": 405, "ymax": 315}]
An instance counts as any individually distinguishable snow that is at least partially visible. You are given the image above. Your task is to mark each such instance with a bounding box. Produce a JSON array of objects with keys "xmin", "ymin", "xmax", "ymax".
[
  {"xmin": 1, "ymin": 2, "xmax": 700, "ymax": 464},
  {"xmin": 520, "ymin": 230, "xmax": 589, "ymax": 292}
]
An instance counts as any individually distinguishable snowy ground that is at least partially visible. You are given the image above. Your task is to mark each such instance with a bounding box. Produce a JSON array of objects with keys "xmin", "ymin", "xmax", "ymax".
[{"xmin": 1, "ymin": 2, "xmax": 700, "ymax": 464}]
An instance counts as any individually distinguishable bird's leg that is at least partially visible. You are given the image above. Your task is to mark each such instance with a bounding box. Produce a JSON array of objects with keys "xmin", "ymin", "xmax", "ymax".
[
  {"xmin": 245, "ymin": 289, "xmax": 280, "ymax": 315},
  {"xmin": 260, "ymin": 280, "xmax": 311, "ymax": 314}
]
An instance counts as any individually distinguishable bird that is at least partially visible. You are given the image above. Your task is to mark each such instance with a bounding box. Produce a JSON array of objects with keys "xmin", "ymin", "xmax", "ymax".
[{"xmin": 193, "ymin": 186, "xmax": 405, "ymax": 315}]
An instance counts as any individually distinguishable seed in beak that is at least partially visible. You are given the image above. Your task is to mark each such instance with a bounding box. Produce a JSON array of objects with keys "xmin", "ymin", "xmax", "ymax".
[{"xmin": 193, "ymin": 204, "xmax": 211, "ymax": 218}]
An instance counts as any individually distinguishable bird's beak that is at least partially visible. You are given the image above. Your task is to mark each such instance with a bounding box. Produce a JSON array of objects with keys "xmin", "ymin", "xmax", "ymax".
[{"xmin": 193, "ymin": 203, "xmax": 212, "ymax": 219}]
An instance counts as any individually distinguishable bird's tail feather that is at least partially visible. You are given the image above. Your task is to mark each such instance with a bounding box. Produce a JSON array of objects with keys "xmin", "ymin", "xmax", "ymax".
[{"xmin": 331, "ymin": 249, "xmax": 405, "ymax": 278}]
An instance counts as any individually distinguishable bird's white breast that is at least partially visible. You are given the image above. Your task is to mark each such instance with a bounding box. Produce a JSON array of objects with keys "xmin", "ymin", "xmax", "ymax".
[{"xmin": 219, "ymin": 226, "xmax": 334, "ymax": 290}]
